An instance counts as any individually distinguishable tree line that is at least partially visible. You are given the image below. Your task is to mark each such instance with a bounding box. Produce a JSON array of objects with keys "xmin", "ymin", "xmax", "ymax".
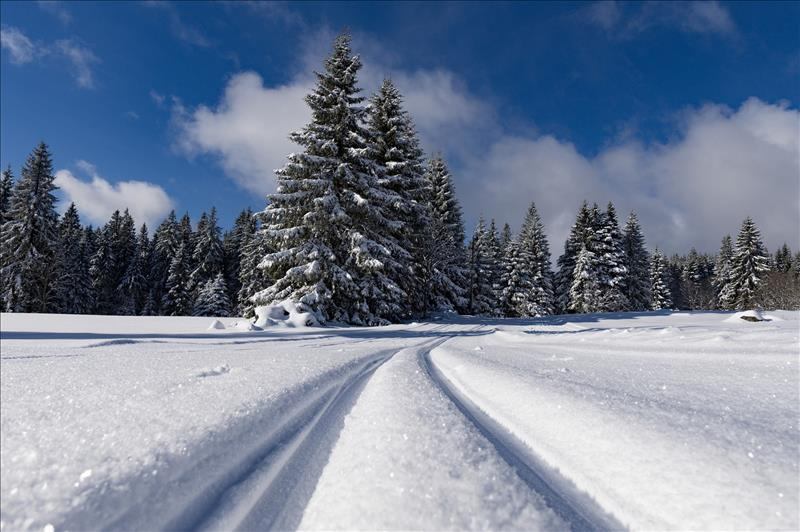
[
  {"xmin": 0, "ymin": 145, "xmax": 268, "ymax": 317},
  {"xmin": 1, "ymin": 33, "xmax": 797, "ymax": 321}
]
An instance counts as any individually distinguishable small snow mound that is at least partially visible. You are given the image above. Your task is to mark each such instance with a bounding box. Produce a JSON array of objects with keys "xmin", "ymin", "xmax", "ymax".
[
  {"xmin": 473, "ymin": 346, "xmax": 483, "ymax": 351},
  {"xmin": 196, "ymin": 364, "xmax": 230, "ymax": 378},
  {"xmin": 207, "ymin": 319, "xmax": 225, "ymax": 330},
  {"xmin": 725, "ymin": 310, "xmax": 778, "ymax": 323},
  {"xmin": 254, "ymin": 301, "xmax": 320, "ymax": 328}
]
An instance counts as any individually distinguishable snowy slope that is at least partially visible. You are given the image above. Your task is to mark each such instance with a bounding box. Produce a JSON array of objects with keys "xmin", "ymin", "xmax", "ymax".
[{"xmin": 1, "ymin": 311, "xmax": 798, "ymax": 531}]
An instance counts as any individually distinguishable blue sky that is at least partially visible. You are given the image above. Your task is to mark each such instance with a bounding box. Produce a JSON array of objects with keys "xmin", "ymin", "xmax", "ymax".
[{"xmin": 1, "ymin": 1, "xmax": 798, "ymax": 253}]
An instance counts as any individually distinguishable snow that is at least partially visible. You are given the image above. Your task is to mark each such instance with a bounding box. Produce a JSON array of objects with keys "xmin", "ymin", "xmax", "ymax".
[
  {"xmin": 724, "ymin": 308, "xmax": 784, "ymax": 322},
  {"xmin": 207, "ymin": 319, "xmax": 226, "ymax": 330},
  {"xmin": 1, "ymin": 310, "xmax": 798, "ymax": 530},
  {"xmin": 254, "ymin": 301, "xmax": 320, "ymax": 328},
  {"xmin": 429, "ymin": 311, "xmax": 800, "ymax": 530},
  {"xmin": 298, "ymin": 343, "xmax": 566, "ymax": 530}
]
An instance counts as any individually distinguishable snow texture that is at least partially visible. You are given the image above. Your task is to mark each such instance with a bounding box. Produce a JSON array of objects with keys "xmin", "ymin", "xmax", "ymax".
[{"xmin": 1, "ymin": 310, "xmax": 798, "ymax": 530}]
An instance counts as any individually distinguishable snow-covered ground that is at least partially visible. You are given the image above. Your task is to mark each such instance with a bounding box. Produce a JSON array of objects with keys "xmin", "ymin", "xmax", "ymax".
[{"xmin": 1, "ymin": 310, "xmax": 798, "ymax": 531}]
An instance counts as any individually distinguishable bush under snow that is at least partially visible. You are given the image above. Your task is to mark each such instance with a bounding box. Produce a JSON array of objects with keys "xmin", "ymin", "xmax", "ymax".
[{"xmin": 254, "ymin": 301, "xmax": 320, "ymax": 328}]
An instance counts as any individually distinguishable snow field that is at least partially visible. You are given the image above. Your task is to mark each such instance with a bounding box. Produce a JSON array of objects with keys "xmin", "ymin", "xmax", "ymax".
[
  {"xmin": 430, "ymin": 311, "xmax": 800, "ymax": 529},
  {"xmin": 0, "ymin": 316, "xmax": 443, "ymax": 531},
  {"xmin": 1, "ymin": 311, "xmax": 798, "ymax": 531}
]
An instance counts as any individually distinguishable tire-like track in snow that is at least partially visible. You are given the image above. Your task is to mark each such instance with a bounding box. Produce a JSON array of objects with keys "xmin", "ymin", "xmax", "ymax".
[
  {"xmin": 160, "ymin": 336, "xmax": 451, "ymax": 532},
  {"xmin": 421, "ymin": 347, "xmax": 624, "ymax": 532}
]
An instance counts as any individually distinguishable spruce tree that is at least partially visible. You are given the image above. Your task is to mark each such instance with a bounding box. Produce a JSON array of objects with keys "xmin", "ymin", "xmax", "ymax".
[
  {"xmin": 365, "ymin": 78, "xmax": 428, "ymax": 318},
  {"xmin": 193, "ymin": 273, "xmax": 231, "ymax": 317},
  {"xmin": 714, "ymin": 235, "xmax": 734, "ymax": 309},
  {"xmin": 555, "ymin": 201, "xmax": 594, "ymax": 313},
  {"xmin": 569, "ymin": 244, "xmax": 599, "ymax": 314},
  {"xmin": 119, "ymin": 224, "xmax": 149, "ymax": 315},
  {"xmin": 223, "ymin": 208, "xmax": 255, "ymax": 312},
  {"xmin": 486, "ymin": 219, "xmax": 503, "ymax": 314},
  {"xmin": 468, "ymin": 217, "xmax": 497, "ymax": 315},
  {"xmin": 501, "ymin": 238, "xmax": 534, "ymax": 317},
  {"xmin": 724, "ymin": 217, "xmax": 770, "ymax": 309},
  {"xmin": 518, "ymin": 202, "xmax": 554, "ymax": 316},
  {"xmin": 0, "ymin": 166, "xmax": 14, "ymax": 227},
  {"xmin": 650, "ymin": 249, "xmax": 672, "ymax": 310},
  {"xmin": 0, "ymin": 142, "xmax": 60, "ymax": 312},
  {"xmin": 151, "ymin": 210, "xmax": 180, "ymax": 314},
  {"xmin": 420, "ymin": 155, "xmax": 468, "ymax": 313},
  {"xmin": 238, "ymin": 214, "xmax": 271, "ymax": 318},
  {"xmin": 256, "ymin": 33, "xmax": 402, "ymax": 325},
  {"xmin": 773, "ymin": 244, "xmax": 793, "ymax": 273},
  {"xmin": 81, "ymin": 226, "xmax": 98, "ymax": 313},
  {"xmin": 500, "ymin": 223, "xmax": 513, "ymax": 255},
  {"xmin": 162, "ymin": 242, "xmax": 192, "ymax": 316},
  {"xmin": 190, "ymin": 207, "xmax": 224, "ymax": 293},
  {"xmin": 55, "ymin": 204, "xmax": 92, "ymax": 314},
  {"xmin": 622, "ymin": 212, "xmax": 650, "ymax": 311},
  {"xmin": 595, "ymin": 202, "xmax": 628, "ymax": 312}
]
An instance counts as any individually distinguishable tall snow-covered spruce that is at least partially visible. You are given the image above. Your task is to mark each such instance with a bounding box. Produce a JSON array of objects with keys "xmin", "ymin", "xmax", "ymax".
[
  {"xmin": 0, "ymin": 166, "xmax": 14, "ymax": 227},
  {"xmin": 650, "ymin": 248, "xmax": 672, "ymax": 310},
  {"xmin": 255, "ymin": 34, "xmax": 416, "ymax": 325},
  {"xmin": 504, "ymin": 202, "xmax": 553, "ymax": 316},
  {"xmin": 365, "ymin": 78, "xmax": 428, "ymax": 318},
  {"xmin": 622, "ymin": 211, "xmax": 650, "ymax": 311},
  {"xmin": 55, "ymin": 204, "xmax": 93, "ymax": 314},
  {"xmin": 722, "ymin": 217, "xmax": 770, "ymax": 309},
  {"xmin": 468, "ymin": 217, "xmax": 500, "ymax": 316},
  {"xmin": 555, "ymin": 201, "xmax": 594, "ymax": 313},
  {"xmin": 596, "ymin": 203, "xmax": 629, "ymax": 312},
  {"xmin": 0, "ymin": 142, "xmax": 60, "ymax": 312},
  {"xmin": 419, "ymin": 155, "xmax": 468, "ymax": 313}
]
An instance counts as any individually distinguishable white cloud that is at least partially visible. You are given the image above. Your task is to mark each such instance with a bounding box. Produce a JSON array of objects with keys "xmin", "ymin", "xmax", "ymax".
[
  {"xmin": 150, "ymin": 89, "xmax": 166, "ymax": 107},
  {"xmin": 462, "ymin": 98, "xmax": 799, "ymax": 255},
  {"xmin": 585, "ymin": 1, "xmax": 737, "ymax": 38},
  {"xmin": 172, "ymin": 72, "xmax": 312, "ymax": 196},
  {"xmin": 55, "ymin": 39, "xmax": 99, "ymax": 89},
  {"xmin": 144, "ymin": 1, "xmax": 210, "ymax": 48},
  {"xmin": 1, "ymin": 26, "xmax": 37, "ymax": 64},
  {"xmin": 682, "ymin": 1, "xmax": 736, "ymax": 35},
  {"xmin": 55, "ymin": 163, "xmax": 175, "ymax": 227},
  {"xmin": 1, "ymin": 26, "xmax": 99, "ymax": 88},
  {"xmin": 37, "ymin": 1, "xmax": 72, "ymax": 25}
]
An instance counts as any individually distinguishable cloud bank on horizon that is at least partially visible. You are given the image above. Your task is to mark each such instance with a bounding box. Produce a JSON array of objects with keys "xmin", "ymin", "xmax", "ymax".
[{"xmin": 55, "ymin": 161, "xmax": 174, "ymax": 228}]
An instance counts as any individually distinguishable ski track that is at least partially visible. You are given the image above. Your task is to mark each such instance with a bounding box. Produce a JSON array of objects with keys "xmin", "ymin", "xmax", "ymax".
[
  {"xmin": 70, "ymin": 324, "xmax": 601, "ymax": 531},
  {"xmin": 421, "ymin": 345, "xmax": 623, "ymax": 532}
]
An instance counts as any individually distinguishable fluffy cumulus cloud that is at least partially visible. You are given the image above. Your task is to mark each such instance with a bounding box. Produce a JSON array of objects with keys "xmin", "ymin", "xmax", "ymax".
[
  {"xmin": 172, "ymin": 73, "xmax": 312, "ymax": 196},
  {"xmin": 55, "ymin": 162, "xmax": 175, "ymax": 227},
  {"xmin": 173, "ymin": 34, "xmax": 490, "ymax": 197},
  {"xmin": 463, "ymin": 98, "xmax": 799, "ymax": 255}
]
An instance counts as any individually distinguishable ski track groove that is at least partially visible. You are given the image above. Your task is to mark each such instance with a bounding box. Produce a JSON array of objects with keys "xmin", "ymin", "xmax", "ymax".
[
  {"xmin": 157, "ymin": 334, "xmax": 452, "ymax": 532},
  {"xmin": 421, "ymin": 341, "xmax": 624, "ymax": 532}
]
